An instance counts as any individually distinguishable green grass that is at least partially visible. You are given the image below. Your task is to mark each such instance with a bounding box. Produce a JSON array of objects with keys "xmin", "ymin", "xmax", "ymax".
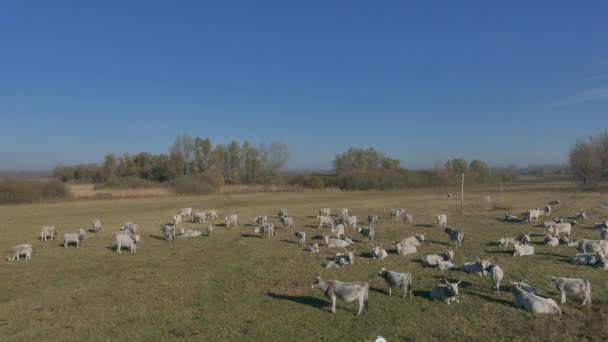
[{"xmin": 0, "ymin": 184, "xmax": 607, "ymax": 341}]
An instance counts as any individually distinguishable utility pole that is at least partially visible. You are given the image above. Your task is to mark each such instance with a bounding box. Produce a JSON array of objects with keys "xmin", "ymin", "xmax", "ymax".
[{"xmin": 460, "ymin": 173, "xmax": 465, "ymax": 210}]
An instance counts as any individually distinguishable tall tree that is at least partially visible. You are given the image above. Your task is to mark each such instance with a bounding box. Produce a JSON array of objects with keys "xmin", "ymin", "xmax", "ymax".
[
  {"xmin": 569, "ymin": 139, "xmax": 601, "ymax": 184},
  {"xmin": 171, "ymin": 133, "xmax": 195, "ymax": 175}
]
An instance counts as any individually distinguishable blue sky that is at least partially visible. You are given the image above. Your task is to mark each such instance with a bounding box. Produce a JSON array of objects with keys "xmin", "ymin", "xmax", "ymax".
[{"xmin": 1, "ymin": 1, "xmax": 607, "ymax": 170}]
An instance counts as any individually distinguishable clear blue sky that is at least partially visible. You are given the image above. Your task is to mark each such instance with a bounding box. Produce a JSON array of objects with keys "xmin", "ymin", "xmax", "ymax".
[{"xmin": 1, "ymin": 1, "xmax": 607, "ymax": 170}]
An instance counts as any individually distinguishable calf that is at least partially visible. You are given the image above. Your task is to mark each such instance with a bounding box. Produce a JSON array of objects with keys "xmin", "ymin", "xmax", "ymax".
[
  {"xmin": 434, "ymin": 260, "xmax": 456, "ymax": 271},
  {"xmin": 172, "ymin": 214, "xmax": 182, "ymax": 226},
  {"xmin": 179, "ymin": 208, "xmax": 192, "ymax": 217},
  {"xmin": 504, "ymin": 212, "xmax": 520, "ymax": 222},
  {"xmin": 430, "ymin": 279, "xmax": 461, "ymax": 304},
  {"xmin": 526, "ymin": 208, "xmax": 543, "ymax": 223},
  {"xmin": 574, "ymin": 211, "xmax": 587, "ymax": 221},
  {"xmin": 444, "ymin": 227, "xmax": 464, "ymax": 247},
  {"xmin": 206, "ymin": 210, "xmax": 219, "ymax": 220},
  {"xmin": 311, "ymin": 273, "xmax": 369, "ymax": 315},
  {"xmin": 549, "ymin": 223, "xmax": 572, "ymax": 238},
  {"xmin": 378, "ymin": 268, "xmax": 413, "ymax": 299},
  {"xmin": 307, "ymin": 243, "xmax": 320, "ymax": 253},
  {"xmin": 543, "ymin": 235, "xmax": 559, "ymax": 247},
  {"xmin": 390, "ymin": 208, "xmax": 405, "ymax": 220},
  {"xmin": 180, "ymin": 228, "xmax": 202, "ymax": 237},
  {"xmin": 253, "ymin": 216, "xmax": 268, "ymax": 225},
  {"xmin": 543, "ymin": 205, "xmax": 552, "ymax": 217},
  {"xmin": 122, "ymin": 222, "xmax": 139, "ymax": 234},
  {"xmin": 546, "ymin": 277, "xmax": 591, "ymax": 306},
  {"xmin": 339, "ymin": 208, "xmax": 349, "ymax": 218}
]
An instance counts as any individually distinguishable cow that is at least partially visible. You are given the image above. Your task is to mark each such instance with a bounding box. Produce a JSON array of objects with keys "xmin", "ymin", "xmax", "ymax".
[
  {"xmin": 333, "ymin": 250, "xmax": 356, "ymax": 266},
  {"xmin": 319, "ymin": 208, "xmax": 331, "ymax": 217},
  {"xmin": 307, "ymin": 243, "xmax": 320, "ymax": 253},
  {"xmin": 6, "ymin": 244, "xmax": 33, "ymax": 261},
  {"xmin": 389, "ymin": 208, "xmax": 405, "ymax": 220},
  {"xmin": 420, "ymin": 249, "xmax": 455, "ymax": 267},
  {"xmin": 370, "ymin": 243, "xmax": 388, "ymax": 260},
  {"xmin": 397, "ymin": 233, "xmax": 426, "ymax": 247},
  {"xmin": 513, "ymin": 243, "xmax": 535, "ymax": 257},
  {"xmin": 543, "ymin": 235, "xmax": 559, "ymax": 247},
  {"xmin": 403, "ymin": 213, "xmax": 413, "ymax": 223},
  {"xmin": 224, "ymin": 214, "xmax": 238, "ymax": 228},
  {"xmin": 487, "ymin": 264, "xmax": 504, "ymax": 294},
  {"xmin": 206, "ymin": 225, "xmax": 213, "ymax": 237},
  {"xmin": 504, "ymin": 212, "xmax": 520, "ymax": 222},
  {"xmin": 430, "ymin": 279, "xmax": 461, "ymax": 305},
  {"xmin": 339, "ymin": 208, "xmax": 349, "ymax": 218},
  {"xmin": 311, "ymin": 273, "xmax": 369, "ymax": 316},
  {"xmin": 278, "ymin": 209, "xmax": 288, "ymax": 218},
  {"xmin": 567, "ymin": 239, "xmax": 608, "ymax": 254},
  {"xmin": 92, "ymin": 219, "xmax": 102, "ymax": 233},
  {"xmin": 180, "ymin": 228, "xmax": 203, "ymax": 237},
  {"xmin": 378, "ymin": 268, "xmax": 413, "ymax": 299},
  {"xmin": 253, "ymin": 216, "xmax": 268, "ymax": 225},
  {"xmin": 114, "ymin": 233, "xmax": 140, "ymax": 254},
  {"xmin": 331, "ymin": 224, "xmax": 346, "ymax": 239},
  {"xmin": 510, "ymin": 283, "xmax": 561, "ymax": 315},
  {"xmin": 601, "ymin": 227, "xmax": 608, "ymax": 241},
  {"xmin": 193, "ymin": 212, "xmax": 207, "ymax": 223},
  {"xmin": 434, "ymin": 260, "xmax": 456, "ymax": 271},
  {"xmin": 121, "ymin": 222, "xmax": 139, "ymax": 234},
  {"xmin": 543, "ymin": 205, "xmax": 552, "ymax": 217},
  {"xmin": 570, "ymin": 253, "xmax": 602, "ymax": 265},
  {"xmin": 548, "ymin": 200, "xmax": 560, "ymax": 206},
  {"xmin": 172, "ymin": 214, "xmax": 182, "ymax": 226},
  {"xmin": 40, "ymin": 226, "xmax": 57, "ymax": 241},
  {"xmin": 317, "ymin": 215, "xmax": 334, "ymax": 229},
  {"xmin": 179, "ymin": 208, "xmax": 192, "ymax": 217},
  {"xmin": 460, "ymin": 258, "xmax": 491, "ymax": 276},
  {"xmin": 594, "ymin": 220, "xmax": 608, "ymax": 230},
  {"xmin": 323, "ymin": 236, "xmax": 351, "ymax": 248},
  {"xmin": 497, "ymin": 233, "xmax": 531, "ymax": 247},
  {"xmin": 436, "ymin": 214, "xmax": 448, "ymax": 227},
  {"xmin": 368, "ymin": 213, "xmax": 378, "ymax": 225},
  {"xmin": 574, "ymin": 211, "xmax": 587, "ymax": 221},
  {"xmin": 64, "ymin": 228, "xmax": 86, "ymax": 248},
  {"xmin": 358, "ymin": 226, "xmax": 375, "ymax": 242},
  {"xmin": 546, "ymin": 277, "xmax": 592, "ymax": 306},
  {"xmin": 393, "ymin": 242, "xmax": 417, "ymax": 256},
  {"xmin": 206, "ymin": 210, "xmax": 219, "ymax": 220},
  {"xmin": 254, "ymin": 223, "xmax": 275, "ymax": 239},
  {"xmin": 548, "ymin": 223, "xmax": 572, "ymax": 239},
  {"xmin": 525, "ymin": 208, "xmax": 543, "ymax": 223},
  {"xmin": 444, "ymin": 227, "xmax": 464, "ymax": 247},
  {"xmin": 280, "ymin": 216, "xmax": 294, "ymax": 229},
  {"xmin": 295, "ymin": 231, "xmax": 306, "ymax": 246},
  {"xmin": 160, "ymin": 224, "xmax": 176, "ymax": 242},
  {"xmin": 343, "ymin": 216, "xmax": 357, "ymax": 229}
]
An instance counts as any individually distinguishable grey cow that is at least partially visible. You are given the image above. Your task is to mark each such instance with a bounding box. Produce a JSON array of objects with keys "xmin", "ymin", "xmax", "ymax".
[
  {"xmin": 63, "ymin": 228, "xmax": 86, "ymax": 248},
  {"xmin": 378, "ymin": 268, "xmax": 413, "ymax": 299},
  {"xmin": 420, "ymin": 249, "xmax": 455, "ymax": 267},
  {"xmin": 444, "ymin": 227, "xmax": 464, "ymax": 247},
  {"xmin": 510, "ymin": 283, "xmax": 561, "ymax": 315},
  {"xmin": 486, "ymin": 264, "xmax": 504, "ymax": 294},
  {"xmin": 460, "ymin": 258, "xmax": 491, "ymax": 276},
  {"xmin": 546, "ymin": 277, "xmax": 592, "ymax": 306},
  {"xmin": 430, "ymin": 278, "xmax": 461, "ymax": 304},
  {"xmin": 311, "ymin": 273, "xmax": 369, "ymax": 316}
]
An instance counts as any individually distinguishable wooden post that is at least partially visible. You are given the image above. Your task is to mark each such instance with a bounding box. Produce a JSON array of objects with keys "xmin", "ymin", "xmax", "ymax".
[{"xmin": 460, "ymin": 173, "xmax": 465, "ymax": 210}]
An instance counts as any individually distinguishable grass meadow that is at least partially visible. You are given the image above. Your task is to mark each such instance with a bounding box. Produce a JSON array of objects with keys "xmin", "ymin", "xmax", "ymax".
[{"xmin": 1, "ymin": 183, "xmax": 607, "ymax": 341}]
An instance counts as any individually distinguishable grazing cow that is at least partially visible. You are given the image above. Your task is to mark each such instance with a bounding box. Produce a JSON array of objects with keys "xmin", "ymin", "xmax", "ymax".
[
  {"xmin": 339, "ymin": 208, "xmax": 349, "ymax": 218},
  {"xmin": 319, "ymin": 208, "xmax": 331, "ymax": 217},
  {"xmin": 343, "ymin": 216, "xmax": 358, "ymax": 229},
  {"xmin": 295, "ymin": 231, "xmax": 306, "ymax": 246},
  {"xmin": 160, "ymin": 224, "xmax": 176, "ymax": 242},
  {"xmin": 180, "ymin": 228, "xmax": 202, "ymax": 237},
  {"xmin": 206, "ymin": 225, "xmax": 213, "ymax": 237},
  {"xmin": 504, "ymin": 212, "xmax": 519, "ymax": 222},
  {"xmin": 430, "ymin": 279, "xmax": 461, "ymax": 305},
  {"xmin": 574, "ymin": 211, "xmax": 587, "ymax": 221},
  {"xmin": 172, "ymin": 214, "xmax": 182, "ymax": 226},
  {"xmin": 40, "ymin": 225, "xmax": 57, "ymax": 241},
  {"xmin": 323, "ymin": 236, "xmax": 351, "ymax": 248},
  {"xmin": 421, "ymin": 249, "xmax": 455, "ymax": 267},
  {"xmin": 543, "ymin": 205, "xmax": 552, "ymax": 217},
  {"xmin": 307, "ymin": 243, "xmax": 320, "ymax": 253},
  {"xmin": 317, "ymin": 215, "xmax": 334, "ymax": 229},
  {"xmin": 487, "ymin": 264, "xmax": 504, "ymax": 294},
  {"xmin": 570, "ymin": 253, "xmax": 602, "ymax": 265},
  {"xmin": 393, "ymin": 242, "xmax": 417, "ymax": 256},
  {"xmin": 206, "ymin": 210, "xmax": 219, "ymax": 220},
  {"xmin": 114, "ymin": 234, "xmax": 140, "ymax": 254},
  {"xmin": 331, "ymin": 224, "xmax": 346, "ymax": 239},
  {"xmin": 525, "ymin": 208, "xmax": 543, "ymax": 223},
  {"xmin": 280, "ymin": 216, "xmax": 294, "ymax": 229},
  {"xmin": 254, "ymin": 223, "xmax": 275, "ymax": 239},
  {"xmin": 122, "ymin": 222, "xmax": 139, "ymax": 234},
  {"xmin": 378, "ymin": 268, "xmax": 413, "ymax": 299},
  {"xmin": 278, "ymin": 209, "xmax": 288, "ymax": 218},
  {"xmin": 548, "ymin": 223, "xmax": 572, "ymax": 239},
  {"xmin": 6, "ymin": 244, "xmax": 33, "ymax": 261},
  {"xmin": 370, "ymin": 244, "xmax": 388, "ymax": 260},
  {"xmin": 253, "ymin": 216, "xmax": 268, "ymax": 225},
  {"xmin": 389, "ymin": 208, "xmax": 405, "ymax": 220},
  {"xmin": 543, "ymin": 235, "xmax": 559, "ymax": 247},
  {"xmin": 368, "ymin": 213, "xmax": 378, "ymax": 225},
  {"xmin": 510, "ymin": 283, "xmax": 561, "ymax": 315},
  {"xmin": 193, "ymin": 212, "xmax": 207, "ymax": 223},
  {"xmin": 224, "ymin": 214, "xmax": 238, "ymax": 228},
  {"xmin": 513, "ymin": 243, "xmax": 535, "ymax": 257},
  {"xmin": 92, "ymin": 219, "xmax": 102, "ymax": 233},
  {"xmin": 311, "ymin": 273, "xmax": 369, "ymax": 316},
  {"xmin": 444, "ymin": 227, "xmax": 464, "ymax": 247},
  {"xmin": 64, "ymin": 228, "xmax": 86, "ymax": 248},
  {"xmin": 436, "ymin": 214, "xmax": 448, "ymax": 227},
  {"xmin": 546, "ymin": 277, "xmax": 592, "ymax": 306},
  {"xmin": 179, "ymin": 208, "xmax": 192, "ymax": 217},
  {"xmin": 397, "ymin": 233, "xmax": 426, "ymax": 247},
  {"xmin": 358, "ymin": 226, "xmax": 375, "ymax": 242},
  {"xmin": 460, "ymin": 258, "xmax": 491, "ymax": 276},
  {"xmin": 403, "ymin": 213, "xmax": 413, "ymax": 223}
]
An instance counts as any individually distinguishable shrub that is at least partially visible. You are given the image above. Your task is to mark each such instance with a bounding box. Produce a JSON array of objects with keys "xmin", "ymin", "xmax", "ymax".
[
  {"xmin": 0, "ymin": 179, "xmax": 70, "ymax": 204},
  {"xmin": 95, "ymin": 177, "xmax": 161, "ymax": 190}
]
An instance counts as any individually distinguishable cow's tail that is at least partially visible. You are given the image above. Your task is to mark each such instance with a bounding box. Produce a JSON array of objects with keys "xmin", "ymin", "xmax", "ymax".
[{"xmin": 585, "ymin": 280, "xmax": 592, "ymax": 306}]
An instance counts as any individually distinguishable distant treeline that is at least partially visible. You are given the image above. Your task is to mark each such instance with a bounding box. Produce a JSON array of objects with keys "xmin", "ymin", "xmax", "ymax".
[{"xmin": 51, "ymin": 135, "xmax": 517, "ymax": 192}]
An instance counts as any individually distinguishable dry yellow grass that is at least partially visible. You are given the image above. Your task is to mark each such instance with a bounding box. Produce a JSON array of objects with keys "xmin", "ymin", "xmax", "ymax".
[{"xmin": 67, "ymin": 183, "xmax": 171, "ymax": 199}]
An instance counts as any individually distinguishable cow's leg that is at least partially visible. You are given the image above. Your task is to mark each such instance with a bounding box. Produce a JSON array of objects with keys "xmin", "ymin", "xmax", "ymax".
[
  {"xmin": 331, "ymin": 296, "xmax": 336, "ymax": 314},
  {"xmin": 561, "ymin": 291, "xmax": 566, "ymax": 304}
]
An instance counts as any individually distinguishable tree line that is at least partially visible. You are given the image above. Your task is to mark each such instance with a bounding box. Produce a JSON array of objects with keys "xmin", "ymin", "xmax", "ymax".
[
  {"xmin": 569, "ymin": 131, "xmax": 608, "ymax": 184},
  {"xmin": 53, "ymin": 133, "xmax": 289, "ymax": 186}
]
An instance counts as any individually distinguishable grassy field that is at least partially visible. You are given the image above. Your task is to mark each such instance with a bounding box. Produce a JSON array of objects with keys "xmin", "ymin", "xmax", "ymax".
[{"xmin": 1, "ymin": 183, "xmax": 607, "ymax": 341}]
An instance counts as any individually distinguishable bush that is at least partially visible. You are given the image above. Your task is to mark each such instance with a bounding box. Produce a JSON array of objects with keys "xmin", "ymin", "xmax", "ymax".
[
  {"xmin": 95, "ymin": 177, "xmax": 162, "ymax": 190},
  {"xmin": 0, "ymin": 179, "xmax": 70, "ymax": 204},
  {"xmin": 170, "ymin": 173, "xmax": 223, "ymax": 195}
]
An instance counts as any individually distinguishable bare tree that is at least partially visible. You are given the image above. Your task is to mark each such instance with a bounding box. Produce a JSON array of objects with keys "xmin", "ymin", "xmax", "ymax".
[
  {"xmin": 171, "ymin": 133, "xmax": 195, "ymax": 175},
  {"xmin": 569, "ymin": 139, "xmax": 601, "ymax": 184}
]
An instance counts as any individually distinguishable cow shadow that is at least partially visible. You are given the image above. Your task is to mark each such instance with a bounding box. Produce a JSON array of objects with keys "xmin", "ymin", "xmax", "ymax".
[
  {"xmin": 281, "ymin": 239, "xmax": 297, "ymax": 244},
  {"xmin": 413, "ymin": 290, "xmax": 431, "ymax": 299},
  {"xmin": 266, "ymin": 292, "xmax": 328, "ymax": 310},
  {"xmin": 427, "ymin": 239, "xmax": 448, "ymax": 246},
  {"xmin": 305, "ymin": 225, "xmax": 319, "ymax": 229},
  {"xmin": 148, "ymin": 234, "xmax": 167, "ymax": 241},
  {"xmin": 87, "ymin": 229, "xmax": 97, "ymax": 233},
  {"xmin": 486, "ymin": 250, "xmax": 513, "ymax": 255},
  {"xmin": 415, "ymin": 224, "xmax": 433, "ymax": 228},
  {"xmin": 535, "ymin": 252, "xmax": 569, "ymax": 259},
  {"xmin": 105, "ymin": 246, "xmax": 116, "ymax": 251},
  {"xmin": 467, "ymin": 292, "xmax": 511, "ymax": 306},
  {"xmin": 240, "ymin": 234, "xmax": 260, "ymax": 239}
]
